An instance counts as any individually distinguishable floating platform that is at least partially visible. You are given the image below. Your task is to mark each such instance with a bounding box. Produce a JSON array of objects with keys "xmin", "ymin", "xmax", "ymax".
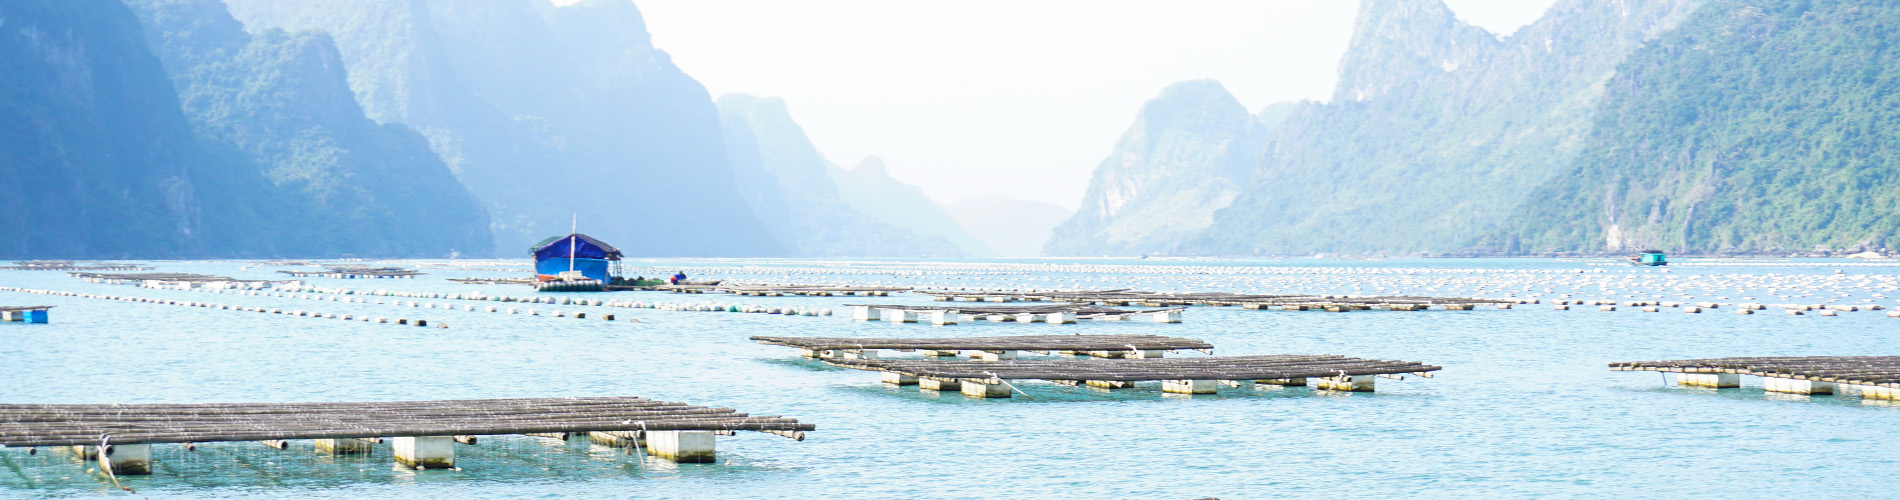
[
  {"xmin": 915, "ymin": 289, "xmax": 1512, "ymax": 311},
  {"xmin": 843, "ymin": 304, "xmax": 1184, "ymax": 324},
  {"xmin": 751, "ymin": 334, "xmax": 1214, "ymax": 359},
  {"xmin": 0, "ymin": 306, "xmax": 52, "ymax": 323},
  {"xmin": 826, "ymin": 355, "xmax": 1441, "ymax": 397},
  {"xmin": 0, "ymin": 396, "xmax": 813, "ymax": 474},
  {"xmin": 278, "ymin": 266, "xmax": 423, "ymax": 279},
  {"xmin": 1610, "ymin": 356, "xmax": 1900, "ymax": 398},
  {"xmin": 1, "ymin": 260, "xmax": 149, "ymax": 271}
]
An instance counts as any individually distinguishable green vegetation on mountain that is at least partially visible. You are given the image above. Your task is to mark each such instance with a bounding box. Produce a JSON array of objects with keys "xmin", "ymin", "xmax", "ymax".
[
  {"xmin": 225, "ymin": 0, "xmax": 784, "ymax": 256},
  {"xmin": 128, "ymin": 0, "xmax": 490, "ymax": 256},
  {"xmin": 1494, "ymin": 0, "xmax": 1900, "ymax": 255},
  {"xmin": 1190, "ymin": 0, "xmax": 1705, "ymax": 255}
]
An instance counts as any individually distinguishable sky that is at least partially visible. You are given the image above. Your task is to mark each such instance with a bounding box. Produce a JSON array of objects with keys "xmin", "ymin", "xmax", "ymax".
[{"xmin": 629, "ymin": 0, "xmax": 1558, "ymax": 210}]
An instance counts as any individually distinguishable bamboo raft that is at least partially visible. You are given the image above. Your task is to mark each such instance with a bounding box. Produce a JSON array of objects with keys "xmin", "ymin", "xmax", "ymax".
[
  {"xmin": 71, "ymin": 272, "xmax": 241, "ymax": 283},
  {"xmin": 278, "ymin": 266, "xmax": 423, "ymax": 279},
  {"xmin": 0, "ymin": 396, "xmax": 814, "ymax": 473},
  {"xmin": 915, "ymin": 289, "xmax": 1514, "ymax": 311},
  {"xmin": 825, "ymin": 355, "xmax": 1442, "ymax": 397},
  {"xmin": 1, "ymin": 260, "xmax": 150, "ymax": 271},
  {"xmin": 449, "ymin": 277, "xmax": 537, "ymax": 285},
  {"xmin": 750, "ymin": 334, "xmax": 1213, "ymax": 355},
  {"xmin": 717, "ymin": 284, "xmax": 910, "ymax": 297},
  {"xmin": 844, "ymin": 303, "xmax": 1187, "ymax": 324},
  {"xmin": 1610, "ymin": 356, "xmax": 1900, "ymax": 399}
]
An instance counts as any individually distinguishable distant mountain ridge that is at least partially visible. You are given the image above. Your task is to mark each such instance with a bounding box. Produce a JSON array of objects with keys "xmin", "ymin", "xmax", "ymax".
[{"xmin": 716, "ymin": 94, "xmax": 965, "ymax": 257}]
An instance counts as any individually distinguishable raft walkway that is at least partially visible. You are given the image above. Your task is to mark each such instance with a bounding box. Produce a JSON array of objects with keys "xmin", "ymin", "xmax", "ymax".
[
  {"xmin": 845, "ymin": 303, "xmax": 1184, "ymax": 324},
  {"xmin": 1611, "ymin": 356, "xmax": 1900, "ymax": 399},
  {"xmin": 827, "ymin": 355, "xmax": 1441, "ymax": 397},
  {"xmin": 1, "ymin": 261, "xmax": 149, "ymax": 271},
  {"xmin": 0, "ymin": 396, "xmax": 813, "ymax": 474},
  {"xmin": 916, "ymin": 289, "xmax": 1514, "ymax": 311},
  {"xmin": 751, "ymin": 334, "xmax": 1213, "ymax": 360},
  {"xmin": 650, "ymin": 283, "xmax": 904, "ymax": 296},
  {"xmin": 278, "ymin": 266, "xmax": 423, "ymax": 279}
]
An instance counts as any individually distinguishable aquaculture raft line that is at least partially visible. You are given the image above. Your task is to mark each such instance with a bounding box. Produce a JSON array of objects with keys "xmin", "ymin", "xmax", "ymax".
[
  {"xmin": 0, "ymin": 396, "xmax": 814, "ymax": 473},
  {"xmin": 826, "ymin": 354, "xmax": 1442, "ymax": 397},
  {"xmin": 1610, "ymin": 356, "xmax": 1900, "ymax": 398},
  {"xmin": 751, "ymin": 334, "xmax": 1214, "ymax": 354}
]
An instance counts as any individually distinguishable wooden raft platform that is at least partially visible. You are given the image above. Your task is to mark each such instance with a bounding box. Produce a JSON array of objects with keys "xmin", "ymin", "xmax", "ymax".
[
  {"xmin": 916, "ymin": 289, "xmax": 1513, "ymax": 311},
  {"xmin": 825, "ymin": 355, "xmax": 1440, "ymax": 397},
  {"xmin": 1610, "ymin": 356, "xmax": 1900, "ymax": 399},
  {"xmin": 844, "ymin": 303, "xmax": 1186, "ymax": 324},
  {"xmin": 1, "ymin": 260, "xmax": 150, "ymax": 271},
  {"xmin": 0, "ymin": 396, "xmax": 814, "ymax": 473},
  {"xmin": 278, "ymin": 266, "xmax": 423, "ymax": 279},
  {"xmin": 646, "ymin": 282, "xmax": 892, "ymax": 296},
  {"xmin": 71, "ymin": 272, "xmax": 241, "ymax": 283},
  {"xmin": 750, "ymin": 334, "xmax": 1213, "ymax": 355}
]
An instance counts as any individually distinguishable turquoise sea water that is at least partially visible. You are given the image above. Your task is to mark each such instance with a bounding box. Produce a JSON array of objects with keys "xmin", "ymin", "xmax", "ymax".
[{"xmin": 1, "ymin": 258, "xmax": 1897, "ymax": 499}]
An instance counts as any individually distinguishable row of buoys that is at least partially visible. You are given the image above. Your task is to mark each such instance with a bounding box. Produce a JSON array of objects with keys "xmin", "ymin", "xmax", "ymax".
[
  {"xmin": 0, "ymin": 286, "xmax": 445, "ymax": 327},
  {"xmin": 130, "ymin": 283, "xmax": 638, "ymax": 323}
]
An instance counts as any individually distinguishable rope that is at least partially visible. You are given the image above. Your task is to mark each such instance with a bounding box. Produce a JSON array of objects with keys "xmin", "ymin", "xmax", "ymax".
[
  {"xmin": 983, "ymin": 372, "xmax": 1033, "ymax": 400},
  {"xmin": 97, "ymin": 434, "xmax": 132, "ymax": 493}
]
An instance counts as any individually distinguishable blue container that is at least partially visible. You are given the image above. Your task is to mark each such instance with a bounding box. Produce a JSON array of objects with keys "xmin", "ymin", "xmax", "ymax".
[{"xmin": 24, "ymin": 309, "xmax": 47, "ymax": 324}]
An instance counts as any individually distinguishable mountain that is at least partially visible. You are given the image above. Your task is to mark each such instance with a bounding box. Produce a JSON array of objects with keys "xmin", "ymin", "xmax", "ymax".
[
  {"xmin": 1495, "ymin": 0, "xmax": 1900, "ymax": 255},
  {"xmin": 222, "ymin": 0, "xmax": 784, "ymax": 257},
  {"xmin": 1042, "ymin": 80, "xmax": 1279, "ymax": 256},
  {"xmin": 126, "ymin": 0, "xmax": 490, "ymax": 256},
  {"xmin": 1190, "ymin": 0, "xmax": 1706, "ymax": 255},
  {"xmin": 828, "ymin": 156, "xmax": 992, "ymax": 256},
  {"xmin": 716, "ymin": 95, "xmax": 963, "ymax": 257},
  {"xmin": 0, "ymin": 0, "xmax": 262, "ymax": 258},
  {"xmin": 947, "ymin": 195, "xmax": 1071, "ymax": 258}
]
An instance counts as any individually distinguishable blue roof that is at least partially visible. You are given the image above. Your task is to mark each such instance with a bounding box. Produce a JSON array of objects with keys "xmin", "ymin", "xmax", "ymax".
[{"xmin": 530, "ymin": 233, "xmax": 623, "ymax": 261}]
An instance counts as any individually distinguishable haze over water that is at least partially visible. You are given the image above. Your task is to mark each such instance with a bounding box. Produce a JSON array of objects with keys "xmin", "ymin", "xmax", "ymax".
[{"xmin": 3, "ymin": 258, "xmax": 1897, "ymax": 498}]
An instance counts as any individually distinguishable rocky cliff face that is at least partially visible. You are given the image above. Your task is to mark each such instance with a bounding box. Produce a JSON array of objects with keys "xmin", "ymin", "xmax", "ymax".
[
  {"xmin": 1043, "ymin": 80, "xmax": 1274, "ymax": 256},
  {"xmin": 223, "ymin": 0, "xmax": 783, "ymax": 256},
  {"xmin": 1496, "ymin": 0, "xmax": 1900, "ymax": 255},
  {"xmin": 1190, "ymin": 0, "xmax": 1704, "ymax": 255},
  {"xmin": 128, "ymin": 0, "xmax": 490, "ymax": 256},
  {"xmin": 717, "ymin": 95, "xmax": 964, "ymax": 257}
]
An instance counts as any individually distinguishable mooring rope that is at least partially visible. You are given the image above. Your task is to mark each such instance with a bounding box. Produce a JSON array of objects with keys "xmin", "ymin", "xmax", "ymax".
[{"xmin": 97, "ymin": 434, "xmax": 133, "ymax": 493}]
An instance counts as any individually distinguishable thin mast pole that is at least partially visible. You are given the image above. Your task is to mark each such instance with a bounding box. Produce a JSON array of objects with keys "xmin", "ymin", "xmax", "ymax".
[{"xmin": 568, "ymin": 213, "xmax": 577, "ymax": 273}]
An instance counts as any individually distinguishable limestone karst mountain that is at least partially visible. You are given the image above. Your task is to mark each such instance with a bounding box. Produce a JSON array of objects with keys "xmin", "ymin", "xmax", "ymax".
[
  {"xmin": 223, "ymin": 0, "xmax": 783, "ymax": 256},
  {"xmin": 1042, "ymin": 80, "xmax": 1282, "ymax": 256},
  {"xmin": 1188, "ymin": 0, "xmax": 1706, "ymax": 255}
]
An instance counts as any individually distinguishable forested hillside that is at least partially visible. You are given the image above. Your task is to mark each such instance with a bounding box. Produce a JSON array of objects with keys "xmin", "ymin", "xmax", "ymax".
[
  {"xmin": 1495, "ymin": 0, "xmax": 1900, "ymax": 255},
  {"xmin": 1189, "ymin": 0, "xmax": 1704, "ymax": 255},
  {"xmin": 128, "ymin": 0, "xmax": 491, "ymax": 256}
]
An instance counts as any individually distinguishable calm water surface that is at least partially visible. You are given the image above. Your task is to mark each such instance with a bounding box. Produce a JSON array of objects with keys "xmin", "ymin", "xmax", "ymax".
[{"xmin": 1, "ymin": 258, "xmax": 1896, "ymax": 499}]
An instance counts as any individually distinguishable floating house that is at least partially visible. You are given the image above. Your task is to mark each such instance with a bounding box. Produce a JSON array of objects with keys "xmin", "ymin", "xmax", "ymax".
[
  {"xmin": 531, "ymin": 233, "xmax": 623, "ymax": 284},
  {"xmin": 1629, "ymin": 250, "xmax": 1668, "ymax": 266}
]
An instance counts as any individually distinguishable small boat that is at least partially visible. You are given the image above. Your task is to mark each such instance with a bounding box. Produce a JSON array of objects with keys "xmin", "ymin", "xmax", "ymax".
[{"xmin": 1628, "ymin": 250, "xmax": 1668, "ymax": 266}]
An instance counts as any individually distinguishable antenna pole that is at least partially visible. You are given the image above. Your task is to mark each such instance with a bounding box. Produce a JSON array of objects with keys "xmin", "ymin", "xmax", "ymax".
[{"xmin": 568, "ymin": 213, "xmax": 577, "ymax": 273}]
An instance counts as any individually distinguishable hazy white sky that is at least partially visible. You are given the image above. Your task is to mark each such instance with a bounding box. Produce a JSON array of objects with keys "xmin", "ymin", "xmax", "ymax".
[{"xmin": 629, "ymin": 0, "xmax": 1557, "ymax": 209}]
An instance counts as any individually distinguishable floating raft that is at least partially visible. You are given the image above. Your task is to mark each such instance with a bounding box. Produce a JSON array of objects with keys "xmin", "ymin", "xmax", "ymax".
[
  {"xmin": 845, "ymin": 303, "xmax": 1184, "ymax": 324},
  {"xmin": 0, "ymin": 305, "xmax": 52, "ymax": 323},
  {"xmin": 0, "ymin": 260, "xmax": 149, "ymax": 271},
  {"xmin": 916, "ymin": 289, "xmax": 1512, "ymax": 311},
  {"xmin": 751, "ymin": 334, "xmax": 1213, "ymax": 358},
  {"xmin": 449, "ymin": 277, "xmax": 536, "ymax": 285},
  {"xmin": 717, "ymin": 284, "xmax": 910, "ymax": 297},
  {"xmin": 278, "ymin": 266, "xmax": 423, "ymax": 279},
  {"xmin": 1610, "ymin": 356, "xmax": 1900, "ymax": 399},
  {"xmin": 827, "ymin": 355, "xmax": 1441, "ymax": 397},
  {"xmin": 72, "ymin": 272, "xmax": 240, "ymax": 283},
  {"xmin": 0, "ymin": 396, "xmax": 814, "ymax": 474}
]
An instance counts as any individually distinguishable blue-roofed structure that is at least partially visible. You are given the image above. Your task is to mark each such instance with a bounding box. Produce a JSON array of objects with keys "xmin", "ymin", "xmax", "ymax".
[{"xmin": 531, "ymin": 233, "xmax": 623, "ymax": 283}]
